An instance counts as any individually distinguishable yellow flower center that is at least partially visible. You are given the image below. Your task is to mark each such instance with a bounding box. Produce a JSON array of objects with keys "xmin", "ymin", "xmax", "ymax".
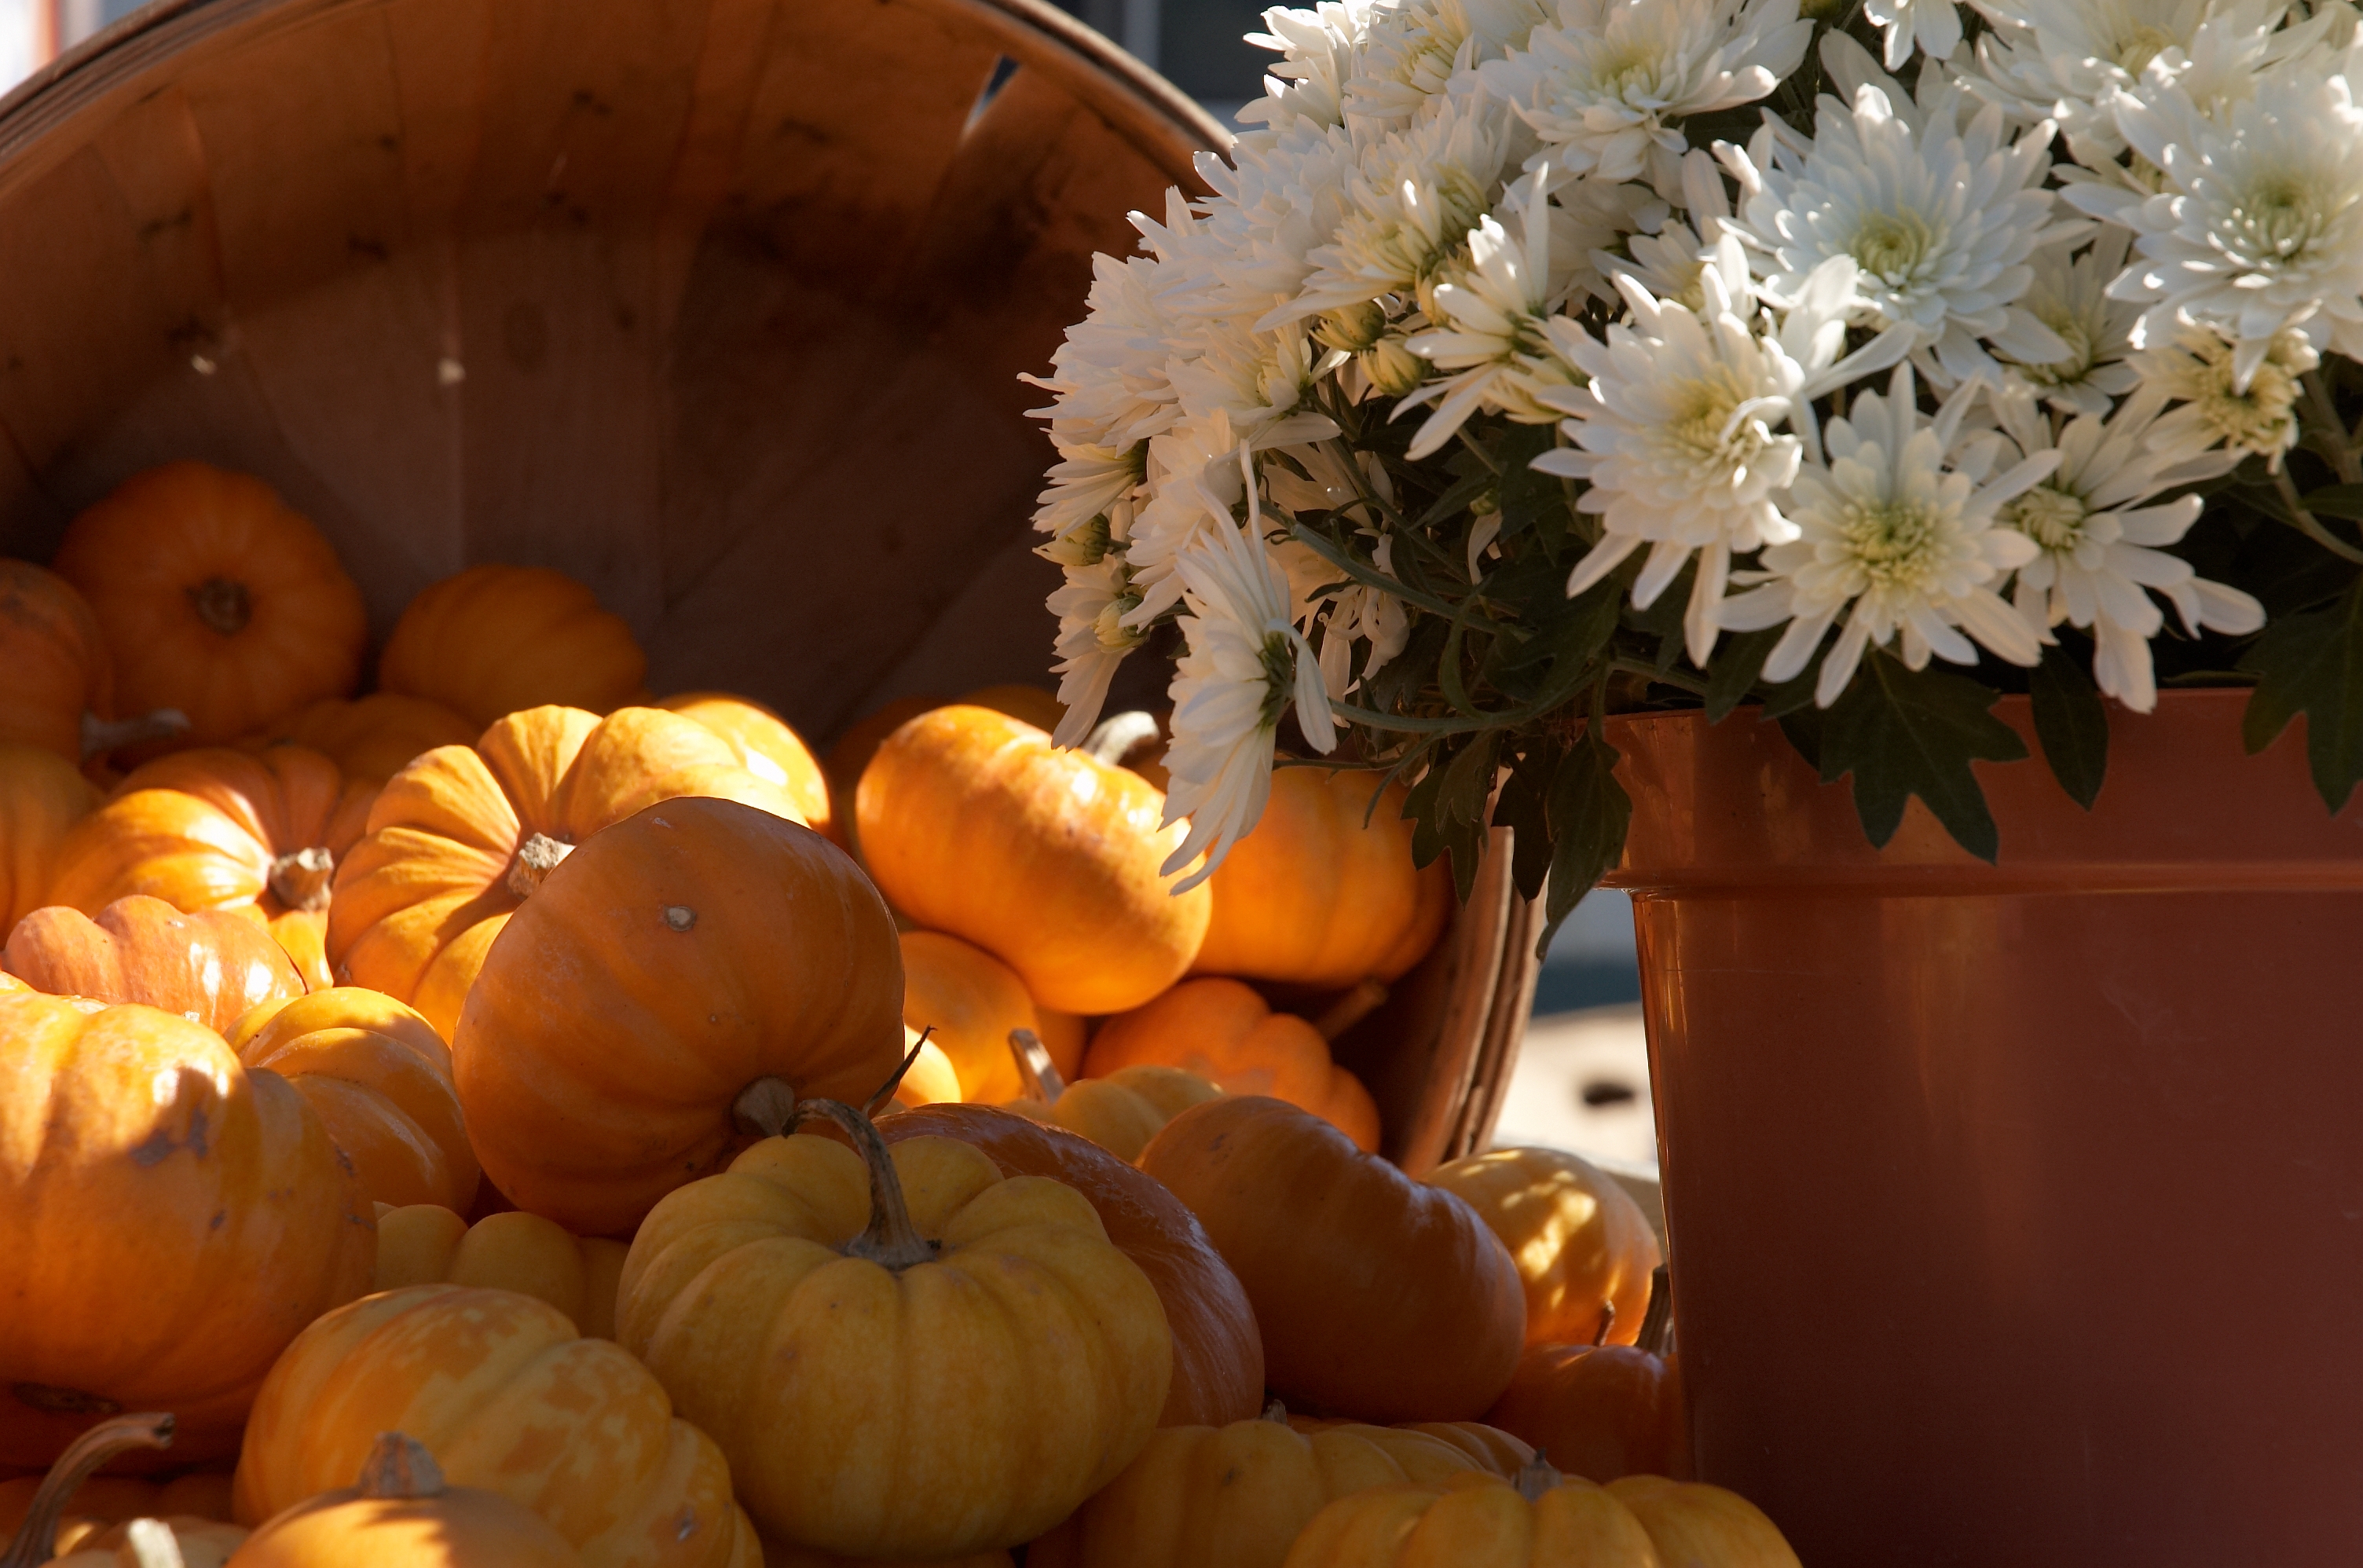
[
  {"xmin": 1851, "ymin": 209, "xmax": 1935, "ymax": 284},
  {"xmin": 2007, "ymin": 486, "xmax": 2089, "ymax": 553},
  {"xmin": 1840, "ymin": 497, "xmax": 1946, "ymax": 592},
  {"xmin": 2113, "ymin": 23, "xmax": 2176, "ymax": 76},
  {"xmin": 2235, "ymin": 174, "xmax": 2325, "ymax": 262}
]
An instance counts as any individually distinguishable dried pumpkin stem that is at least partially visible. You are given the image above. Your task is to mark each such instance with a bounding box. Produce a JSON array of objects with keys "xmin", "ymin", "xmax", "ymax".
[
  {"xmin": 266, "ymin": 846, "xmax": 336, "ymax": 913},
  {"xmin": 1083, "ymin": 710, "xmax": 1161, "ymax": 768},
  {"xmin": 185, "ymin": 577, "xmax": 251, "ymax": 636},
  {"xmin": 506, "ymin": 833, "xmax": 574, "ymax": 898},
  {"xmin": 863, "ymin": 1030, "xmax": 933, "ymax": 1116},
  {"xmin": 1007, "ymin": 1027, "xmax": 1067, "ymax": 1104},
  {"xmin": 0, "ymin": 1410, "xmax": 174, "ymax": 1568},
  {"xmin": 79, "ymin": 708, "xmax": 190, "ymax": 762},
  {"xmin": 789, "ymin": 1098, "xmax": 938, "ymax": 1272},
  {"xmin": 1310, "ymin": 980, "xmax": 1389, "ymax": 1042},
  {"xmin": 1260, "ymin": 1398, "xmax": 1289, "ymax": 1424},
  {"xmin": 1513, "ymin": 1450, "xmax": 1565, "ymax": 1504},
  {"xmin": 1636, "ymin": 1264, "xmax": 1673, "ymax": 1358},
  {"xmin": 732, "ymin": 1075, "xmax": 800, "ymax": 1141},
  {"xmin": 1592, "ymin": 1298, "xmax": 1617, "ymax": 1347},
  {"xmin": 357, "ymin": 1431, "xmax": 446, "ymax": 1500}
]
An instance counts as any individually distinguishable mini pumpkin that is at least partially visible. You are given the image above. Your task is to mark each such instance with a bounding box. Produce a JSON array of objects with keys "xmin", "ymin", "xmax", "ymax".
[
  {"xmin": 0, "ymin": 1464, "xmax": 233, "ymax": 1562},
  {"xmin": 231, "ymin": 1287, "xmax": 757, "ymax": 1568},
  {"xmin": 1429, "ymin": 1146, "xmax": 1662, "ymax": 1349},
  {"xmin": 1140, "ymin": 1096, "xmax": 1525, "ymax": 1423},
  {"xmin": 899, "ymin": 929, "xmax": 1060, "ymax": 1102},
  {"xmin": 856, "ymin": 705, "xmax": 1207, "ymax": 1015},
  {"xmin": 0, "ymin": 995, "xmax": 374, "ymax": 1466},
  {"xmin": 50, "ymin": 463, "xmax": 368, "ymax": 747},
  {"xmin": 1283, "ymin": 1416, "xmax": 1532, "ymax": 1478},
  {"xmin": 372, "ymin": 1203, "xmax": 628, "ymax": 1339},
  {"xmin": 1277, "ymin": 1460, "xmax": 1669, "ymax": 1568},
  {"xmin": 1485, "ymin": 1270, "xmax": 1685, "ymax": 1485},
  {"xmin": 328, "ymin": 705, "xmax": 810, "ymax": 1040},
  {"xmin": 1085, "ymin": 979, "xmax": 1379, "ymax": 1152},
  {"xmin": 0, "ymin": 1413, "xmax": 179, "ymax": 1568},
  {"xmin": 240, "ymin": 694, "xmax": 476, "ymax": 784},
  {"xmin": 452, "ymin": 796, "xmax": 904, "ymax": 1235},
  {"xmin": 888, "ymin": 1029, "xmax": 964, "ymax": 1108},
  {"xmin": 0, "ymin": 746, "xmax": 101, "ymax": 931},
  {"xmin": 0, "ymin": 562, "xmax": 185, "ymax": 768},
  {"xmin": 1001, "ymin": 1031, "xmax": 1223, "ymax": 1164},
  {"xmin": 5, "ymin": 897, "xmax": 304, "ymax": 1036},
  {"xmin": 658, "ymin": 694, "xmax": 833, "ymax": 843},
  {"xmin": 229, "ymin": 1433, "xmax": 584, "ymax": 1567},
  {"xmin": 1189, "ymin": 768, "xmax": 1450, "ymax": 988},
  {"xmin": 1604, "ymin": 1476, "xmax": 1800, "ymax": 1568},
  {"xmin": 617, "ymin": 1102, "xmax": 1171, "ymax": 1559},
  {"xmin": 377, "ymin": 565, "xmax": 647, "ymax": 727},
  {"xmin": 52, "ymin": 1515, "xmax": 249, "ymax": 1568},
  {"xmin": 223, "ymin": 989, "xmax": 478, "ymax": 1211},
  {"xmin": 879, "ymin": 1101, "xmax": 1263, "ymax": 1428}
]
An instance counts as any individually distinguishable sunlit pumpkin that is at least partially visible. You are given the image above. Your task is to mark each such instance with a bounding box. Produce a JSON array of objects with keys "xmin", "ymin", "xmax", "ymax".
[
  {"xmin": 229, "ymin": 1432, "xmax": 587, "ymax": 1568},
  {"xmin": 618, "ymin": 1103, "xmax": 1171, "ymax": 1559},
  {"xmin": 1140, "ymin": 1096, "xmax": 1524, "ymax": 1423},
  {"xmin": 328, "ymin": 705, "xmax": 810, "ymax": 1040},
  {"xmin": 879, "ymin": 1101, "xmax": 1262, "ymax": 1428},
  {"xmin": 222, "ymin": 989, "xmax": 478, "ymax": 1212},
  {"xmin": 1485, "ymin": 1270, "xmax": 1685, "ymax": 1485},
  {"xmin": 1429, "ymin": 1147, "xmax": 1662, "ymax": 1349},
  {"xmin": 377, "ymin": 565, "xmax": 647, "ymax": 727},
  {"xmin": 1003, "ymin": 1060, "xmax": 1224, "ymax": 1164},
  {"xmin": 0, "ymin": 562, "xmax": 187, "ymax": 768},
  {"xmin": 240, "ymin": 694, "xmax": 476, "ymax": 784},
  {"xmin": 452, "ymin": 797, "xmax": 905, "ymax": 1235},
  {"xmin": 857, "ymin": 706, "xmax": 1207, "ymax": 1015},
  {"xmin": 5, "ymin": 898, "xmax": 304, "ymax": 1035},
  {"xmin": 232, "ymin": 1286, "xmax": 757, "ymax": 1568},
  {"xmin": 898, "ymin": 929, "xmax": 1059, "ymax": 1101},
  {"xmin": 659, "ymin": 694, "xmax": 833, "ymax": 844},
  {"xmin": 372, "ymin": 1203, "xmax": 628, "ymax": 1339},
  {"xmin": 0, "ymin": 746, "xmax": 101, "ymax": 931},
  {"xmin": 50, "ymin": 463, "xmax": 368, "ymax": 746},
  {"xmin": 51, "ymin": 1515, "xmax": 249, "ymax": 1567},
  {"xmin": 1189, "ymin": 768, "xmax": 1450, "ymax": 987},
  {"xmin": 0, "ymin": 995, "xmax": 374, "ymax": 1467},
  {"xmin": 888, "ymin": 1029, "xmax": 963, "ymax": 1109},
  {"xmin": 1085, "ymin": 979, "xmax": 1379, "ymax": 1152}
]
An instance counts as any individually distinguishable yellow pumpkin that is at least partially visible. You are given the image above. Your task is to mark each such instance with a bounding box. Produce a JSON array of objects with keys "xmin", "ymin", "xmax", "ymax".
[
  {"xmin": 1003, "ymin": 1062, "xmax": 1225, "ymax": 1164},
  {"xmin": 1428, "ymin": 1147, "xmax": 1663, "ymax": 1349},
  {"xmin": 888, "ymin": 1029, "xmax": 964, "ymax": 1109},
  {"xmin": 1085, "ymin": 979, "xmax": 1380, "ymax": 1152},
  {"xmin": 51, "ymin": 1515, "xmax": 249, "ymax": 1567},
  {"xmin": 659, "ymin": 694, "xmax": 833, "ymax": 844},
  {"xmin": 227, "ymin": 1433, "xmax": 584, "ymax": 1567},
  {"xmin": 372, "ymin": 1203, "xmax": 628, "ymax": 1339},
  {"xmin": 1603, "ymin": 1477, "xmax": 1801, "ymax": 1568},
  {"xmin": 0, "ymin": 746, "xmax": 100, "ymax": 931},
  {"xmin": 899, "ymin": 929, "xmax": 1058, "ymax": 1102},
  {"xmin": 0, "ymin": 1413, "xmax": 184, "ymax": 1567},
  {"xmin": 617, "ymin": 1101, "xmax": 1171, "ymax": 1559}
]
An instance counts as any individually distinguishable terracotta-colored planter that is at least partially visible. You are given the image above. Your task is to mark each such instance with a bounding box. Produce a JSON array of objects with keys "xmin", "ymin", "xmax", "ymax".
[{"xmin": 1603, "ymin": 688, "xmax": 2363, "ymax": 1566}]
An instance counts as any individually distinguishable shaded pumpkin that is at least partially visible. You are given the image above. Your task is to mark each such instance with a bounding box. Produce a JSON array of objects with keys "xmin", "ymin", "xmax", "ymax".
[
  {"xmin": 452, "ymin": 797, "xmax": 904, "ymax": 1235},
  {"xmin": 231, "ymin": 1286, "xmax": 757, "ymax": 1568},
  {"xmin": 0, "ymin": 746, "xmax": 101, "ymax": 932},
  {"xmin": 761, "ymin": 1547, "xmax": 1009, "ymax": 1568},
  {"xmin": 377, "ymin": 565, "xmax": 647, "ymax": 727},
  {"xmin": 239, "ymin": 694, "xmax": 476, "ymax": 784},
  {"xmin": 223, "ymin": 989, "xmax": 478, "ymax": 1212},
  {"xmin": 617, "ymin": 1105, "xmax": 1171, "ymax": 1559},
  {"xmin": 658, "ymin": 694, "xmax": 833, "ymax": 844},
  {"xmin": 52, "ymin": 1515, "xmax": 249, "ymax": 1568},
  {"xmin": 0, "ymin": 1461, "xmax": 233, "ymax": 1558},
  {"xmin": 1429, "ymin": 1146, "xmax": 1662, "ymax": 1350},
  {"xmin": 1282, "ymin": 1416, "xmax": 1531, "ymax": 1478},
  {"xmin": 1085, "ymin": 978, "xmax": 1379, "ymax": 1152},
  {"xmin": 327, "ymin": 705, "xmax": 810, "ymax": 1041},
  {"xmin": 898, "ymin": 929, "xmax": 1057, "ymax": 1102},
  {"xmin": 1140, "ymin": 1096, "xmax": 1525, "ymax": 1423},
  {"xmin": 858, "ymin": 705, "xmax": 1207, "ymax": 1014},
  {"xmin": 50, "ymin": 463, "xmax": 368, "ymax": 747},
  {"xmin": 0, "ymin": 562, "xmax": 187, "ymax": 768},
  {"xmin": 5, "ymin": 897, "xmax": 304, "ymax": 1035},
  {"xmin": 372, "ymin": 1203, "xmax": 628, "ymax": 1339},
  {"xmin": 879, "ymin": 1101, "xmax": 1263, "ymax": 1428},
  {"xmin": 1605, "ymin": 1476, "xmax": 1800, "ymax": 1568},
  {"xmin": 1277, "ymin": 1458, "xmax": 1671, "ymax": 1568},
  {"xmin": 0, "ymin": 1413, "xmax": 208, "ymax": 1568},
  {"xmin": 1484, "ymin": 1269, "xmax": 1685, "ymax": 1485},
  {"xmin": 0, "ymin": 994, "xmax": 375, "ymax": 1466},
  {"xmin": 229, "ymin": 1432, "xmax": 585, "ymax": 1568},
  {"xmin": 1003, "ymin": 1064, "xmax": 1224, "ymax": 1164},
  {"xmin": 1189, "ymin": 768, "xmax": 1450, "ymax": 988}
]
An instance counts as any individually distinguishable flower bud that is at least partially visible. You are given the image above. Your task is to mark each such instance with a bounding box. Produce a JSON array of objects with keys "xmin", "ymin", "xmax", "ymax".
[
  {"xmin": 1313, "ymin": 299, "xmax": 1388, "ymax": 354},
  {"xmin": 1361, "ymin": 334, "xmax": 1427, "ymax": 397},
  {"xmin": 1040, "ymin": 513, "xmax": 1112, "ymax": 568}
]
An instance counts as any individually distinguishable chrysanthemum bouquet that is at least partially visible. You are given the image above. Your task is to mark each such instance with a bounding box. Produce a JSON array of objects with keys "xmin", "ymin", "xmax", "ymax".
[{"xmin": 1027, "ymin": 0, "xmax": 2363, "ymax": 947}]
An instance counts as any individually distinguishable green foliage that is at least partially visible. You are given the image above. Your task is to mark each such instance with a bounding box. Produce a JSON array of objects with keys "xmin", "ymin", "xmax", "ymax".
[
  {"xmin": 1812, "ymin": 654, "xmax": 2029, "ymax": 860},
  {"xmin": 2240, "ymin": 577, "xmax": 2363, "ymax": 811},
  {"xmin": 2029, "ymin": 641, "xmax": 2108, "ymax": 810}
]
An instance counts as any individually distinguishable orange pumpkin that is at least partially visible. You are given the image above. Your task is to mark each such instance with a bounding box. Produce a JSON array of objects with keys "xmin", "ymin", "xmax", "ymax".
[
  {"xmin": 1282, "ymin": 1416, "xmax": 1532, "ymax": 1478},
  {"xmin": 0, "ymin": 562, "xmax": 189, "ymax": 768},
  {"xmin": 880, "ymin": 1102, "xmax": 1265, "ymax": 1428},
  {"xmin": 1085, "ymin": 979, "xmax": 1380, "ymax": 1152},
  {"xmin": 1189, "ymin": 768, "xmax": 1450, "ymax": 987},
  {"xmin": 1002, "ymin": 1039, "xmax": 1224, "ymax": 1165},
  {"xmin": 5, "ymin": 897, "xmax": 305, "ymax": 1035},
  {"xmin": 453, "ymin": 796, "xmax": 906, "ymax": 1235},
  {"xmin": 223, "ymin": 990, "xmax": 478, "ymax": 1211},
  {"xmin": 1140, "ymin": 1096, "xmax": 1525, "ymax": 1423},
  {"xmin": 763, "ymin": 1545, "xmax": 1009, "ymax": 1568},
  {"xmin": 899, "ymin": 929, "xmax": 1064, "ymax": 1102},
  {"xmin": 857, "ymin": 705, "xmax": 1207, "ymax": 1015},
  {"xmin": 372, "ymin": 1204, "xmax": 627, "ymax": 1339},
  {"xmin": 1276, "ymin": 1459, "xmax": 1738, "ymax": 1568},
  {"xmin": 50, "ymin": 463, "xmax": 368, "ymax": 747},
  {"xmin": 52, "ymin": 1515, "xmax": 249, "ymax": 1567},
  {"xmin": 659, "ymin": 694, "xmax": 833, "ymax": 844},
  {"xmin": 0, "ymin": 993, "xmax": 375, "ymax": 1466},
  {"xmin": 1485, "ymin": 1271, "xmax": 1686, "ymax": 1485},
  {"xmin": 377, "ymin": 565, "xmax": 647, "ymax": 727},
  {"xmin": 240, "ymin": 694, "xmax": 476, "ymax": 784},
  {"xmin": 1429, "ymin": 1147, "xmax": 1662, "ymax": 1350},
  {"xmin": 1606, "ymin": 1475, "xmax": 1799, "ymax": 1567},
  {"xmin": 232, "ymin": 1286, "xmax": 758, "ymax": 1568},
  {"xmin": 327, "ymin": 705, "xmax": 808, "ymax": 1040},
  {"xmin": 0, "ymin": 745, "xmax": 101, "ymax": 931},
  {"xmin": 888, "ymin": 1029, "xmax": 964, "ymax": 1109},
  {"xmin": 0, "ymin": 1413, "xmax": 194, "ymax": 1567},
  {"xmin": 229, "ymin": 1431, "xmax": 586, "ymax": 1568}
]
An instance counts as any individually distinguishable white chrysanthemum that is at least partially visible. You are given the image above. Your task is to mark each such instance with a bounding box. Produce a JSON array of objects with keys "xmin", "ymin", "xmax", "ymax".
[
  {"xmin": 1031, "ymin": 443, "xmax": 1145, "ymax": 549},
  {"xmin": 1343, "ymin": 0, "xmax": 1553, "ymax": 128},
  {"xmin": 2133, "ymin": 324, "xmax": 2317, "ymax": 468},
  {"xmin": 1048, "ymin": 548, "xmax": 1144, "ymax": 748},
  {"xmin": 1480, "ymin": 0, "xmax": 1809, "ymax": 195},
  {"xmin": 1170, "ymin": 121, "xmax": 1361, "ymax": 324},
  {"xmin": 1727, "ymin": 77, "xmax": 2079, "ymax": 385},
  {"xmin": 1125, "ymin": 412, "xmax": 1257, "ymax": 628},
  {"xmin": 1995, "ymin": 225, "xmax": 2142, "ymax": 416},
  {"xmin": 2065, "ymin": 52, "xmax": 2363, "ymax": 390},
  {"xmin": 1273, "ymin": 521, "xmax": 1415, "ymax": 696},
  {"xmin": 1981, "ymin": 386, "xmax": 2258, "ymax": 710},
  {"xmin": 1718, "ymin": 365, "xmax": 2053, "ymax": 705},
  {"xmin": 1160, "ymin": 478, "xmax": 1339, "ymax": 891},
  {"xmin": 1401, "ymin": 174, "xmax": 1572, "ymax": 457},
  {"xmin": 1022, "ymin": 251, "xmax": 1182, "ymax": 455},
  {"xmin": 1597, "ymin": 148, "xmax": 1736, "ymax": 310},
  {"xmin": 1170, "ymin": 316, "xmax": 1343, "ymax": 446},
  {"xmin": 1864, "ymin": 0, "xmax": 1961, "ymax": 71},
  {"xmin": 1243, "ymin": 0, "xmax": 1382, "ymax": 130}
]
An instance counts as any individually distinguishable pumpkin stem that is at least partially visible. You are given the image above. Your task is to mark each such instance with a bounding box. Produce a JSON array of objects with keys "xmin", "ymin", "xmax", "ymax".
[
  {"xmin": 185, "ymin": 577, "xmax": 251, "ymax": 636},
  {"xmin": 1636, "ymin": 1264, "xmax": 1673, "ymax": 1358},
  {"xmin": 1592, "ymin": 1299, "xmax": 1617, "ymax": 1347},
  {"xmin": 0, "ymin": 1410, "xmax": 174, "ymax": 1568},
  {"xmin": 123, "ymin": 1519, "xmax": 188, "ymax": 1568},
  {"xmin": 1007, "ymin": 1028, "xmax": 1067, "ymax": 1104},
  {"xmin": 357, "ymin": 1432, "xmax": 446, "ymax": 1500},
  {"xmin": 1260, "ymin": 1398, "xmax": 1289, "ymax": 1424},
  {"xmin": 506, "ymin": 833, "xmax": 575, "ymax": 898},
  {"xmin": 863, "ymin": 1030, "xmax": 933, "ymax": 1116},
  {"xmin": 789, "ymin": 1098, "xmax": 939, "ymax": 1272},
  {"xmin": 732, "ymin": 1075, "xmax": 800, "ymax": 1141},
  {"xmin": 1310, "ymin": 980, "xmax": 1389, "ymax": 1042},
  {"xmin": 79, "ymin": 708, "xmax": 190, "ymax": 762},
  {"xmin": 266, "ymin": 846, "xmax": 336, "ymax": 913},
  {"xmin": 1082, "ymin": 710, "xmax": 1162, "ymax": 768},
  {"xmin": 1513, "ymin": 1450, "xmax": 1564, "ymax": 1504}
]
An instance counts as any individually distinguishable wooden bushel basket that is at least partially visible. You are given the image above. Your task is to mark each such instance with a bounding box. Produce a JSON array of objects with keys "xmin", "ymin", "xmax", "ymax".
[{"xmin": 0, "ymin": 0, "xmax": 1538, "ymax": 1171}]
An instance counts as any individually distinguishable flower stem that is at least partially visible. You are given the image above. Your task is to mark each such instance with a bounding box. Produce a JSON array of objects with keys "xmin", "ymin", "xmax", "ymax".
[
  {"xmin": 2304, "ymin": 373, "xmax": 2362, "ymax": 485},
  {"xmin": 2273, "ymin": 467, "xmax": 2363, "ymax": 566}
]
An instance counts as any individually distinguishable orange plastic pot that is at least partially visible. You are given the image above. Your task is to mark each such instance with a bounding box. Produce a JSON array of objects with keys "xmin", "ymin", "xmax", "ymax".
[{"xmin": 1603, "ymin": 688, "xmax": 2363, "ymax": 1567}]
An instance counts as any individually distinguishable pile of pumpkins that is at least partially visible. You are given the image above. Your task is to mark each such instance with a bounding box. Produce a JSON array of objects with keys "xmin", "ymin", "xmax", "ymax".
[{"xmin": 0, "ymin": 461, "xmax": 1795, "ymax": 1567}]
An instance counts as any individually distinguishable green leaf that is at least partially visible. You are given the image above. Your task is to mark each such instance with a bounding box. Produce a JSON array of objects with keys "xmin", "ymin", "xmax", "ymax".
[
  {"xmin": 1490, "ymin": 741, "xmax": 1561, "ymax": 903},
  {"xmin": 1816, "ymin": 654, "xmax": 2028, "ymax": 859},
  {"xmin": 1491, "ymin": 423, "xmax": 1563, "ymax": 548},
  {"xmin": 1401, "ymin": 749, "xmax": 1449, "ymax": 870},
  {"xmin": 1702, "ymin": 627, "xmax": 1781, "ymax": 723},
  {"xmin": 1536, "ymin": 731, "xmax": 1632, "ymax": 959},
  {"xmin": 1439, "ymin": 731, "xmax": 1502, "ymax": 827},
  {"xmin": 1621, "ymin": 563, "xmax": 1694, "ymax": 675},
  {"xmin": 1498, "ymin": 562, "xmax": 1628, "ymax": 675},
  {"xmin": 2028, "ymin": 642, "xmax": 2108, "ymax": 810},
  {"xmin": 2239, "ymin": 577, "xmax": 2363, "ymax": 811},
  {"xmin": 2300, "ymin": 484, "xmax": 2363, "ymax": 521}
]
